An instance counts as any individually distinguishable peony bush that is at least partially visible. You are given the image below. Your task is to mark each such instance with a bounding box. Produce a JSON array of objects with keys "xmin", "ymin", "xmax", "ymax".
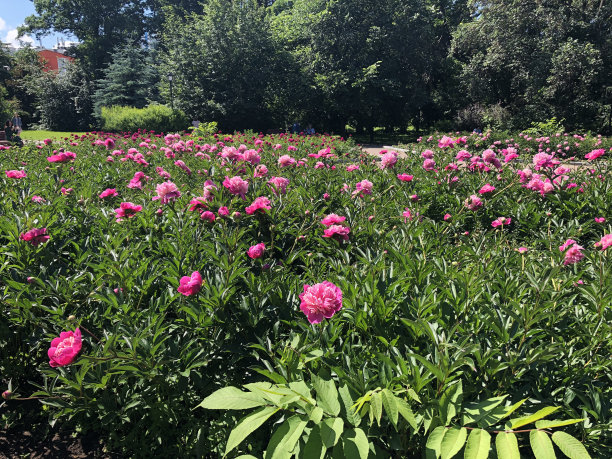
[{"xmin": 0, "ymin": 129, "xmax": 610, "ymax": 457}]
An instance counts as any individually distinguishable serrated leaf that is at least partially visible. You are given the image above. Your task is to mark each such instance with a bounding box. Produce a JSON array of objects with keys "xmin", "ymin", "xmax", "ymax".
[
  {"xmin": 495, "ymin": 432, "xmax": 520, "ymax": 459},
  {"xmin": 440, "ymin": 427, "xmax": 467, "ymax": 459},
  {"xmin": 342, "ymin": 428, "xmax": 369, "ymax": 459},
  {"xmin": 426, "ymin": 426, "xmax": 447, "ymax": 459},
  {"xmin": 313, "ymin": 376, "xmax": 341, "ymax": 416},
  {"xmin": 225, "ymin": 406, "xmax": 280, "ymax": 456},
  {"xmin": 464, "ymin": 429, "xmax": 491, "ymax": 459},
  {"xmin": 381, "ymin": 389, "xmax": 399, "ymax": 430},
  {"xmin": 320, "ymin": 417, "xmax": 344, "ymax": 448},
  {"xmin": 199, "ymin": 386, "xmax": 266, "ymax": 410},
  {"xmin": 536, "ymin": 419, "xmax": 584, "ymax": 430},
  {"xmin": 530, "ymin": 430, "xmax": 556, "ymax": 459},
  {"xmin": 551, "ymin": 431, "xmax": 591, "ymax": 459},
  {"xmin": 265, "ymin": 414, "xmax": 308, "ymax": 459},
  {"xmin": 370, "ymin": 391, "xmax": 383, "ymax": 426},
  {"xmin": 511, "ymin": 406, "xmax": 560, "ymax": 429}
]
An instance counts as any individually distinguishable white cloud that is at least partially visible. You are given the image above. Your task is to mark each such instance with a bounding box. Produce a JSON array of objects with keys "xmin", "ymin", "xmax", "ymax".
[
  {"xmin": 0, "ymin": 17, "xmax": 7, "ymax": 31},
  {"xmin": 4, "ymin": 29, "xmax": 35, "ymax": 48}
]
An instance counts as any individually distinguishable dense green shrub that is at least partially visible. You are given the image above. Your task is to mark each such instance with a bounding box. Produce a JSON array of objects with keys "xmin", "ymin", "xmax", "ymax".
[{"xmin": 100, "ymin": 104, "xmax": 188, "ymax": 133}]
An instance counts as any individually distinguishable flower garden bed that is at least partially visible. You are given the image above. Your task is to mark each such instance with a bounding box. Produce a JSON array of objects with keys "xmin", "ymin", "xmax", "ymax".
[{"xmin": 1, "ymin": 130, "xmax": 610, "ymax": 457}]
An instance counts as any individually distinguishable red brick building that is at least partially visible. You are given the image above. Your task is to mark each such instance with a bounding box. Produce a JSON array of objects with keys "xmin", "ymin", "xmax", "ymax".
[{"xmin": 38, "ymin": 50, "xmax": 74, "ymax": 74}]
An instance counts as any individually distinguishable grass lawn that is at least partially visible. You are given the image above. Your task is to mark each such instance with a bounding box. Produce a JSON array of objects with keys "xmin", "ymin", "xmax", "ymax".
[{"xmin": 20, "ymin": 130, "xmax": 88, "ymax": 141}]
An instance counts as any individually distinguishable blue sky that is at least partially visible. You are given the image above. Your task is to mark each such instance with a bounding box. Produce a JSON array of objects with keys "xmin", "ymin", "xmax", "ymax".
[{"xmin": 2, "ymin": 1, "xmax": 76, "ymax": 48}]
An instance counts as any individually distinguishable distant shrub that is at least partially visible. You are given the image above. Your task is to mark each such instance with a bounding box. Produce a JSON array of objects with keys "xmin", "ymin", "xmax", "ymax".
[{"xmin": 101, "ymin": 105, "xmax": 188, "ymax": 133}]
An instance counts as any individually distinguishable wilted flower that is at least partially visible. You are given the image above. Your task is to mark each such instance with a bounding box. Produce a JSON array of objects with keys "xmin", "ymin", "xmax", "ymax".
[{"xmin": 299, "ymin": 281, "xmax": 343, "ymax": 324}]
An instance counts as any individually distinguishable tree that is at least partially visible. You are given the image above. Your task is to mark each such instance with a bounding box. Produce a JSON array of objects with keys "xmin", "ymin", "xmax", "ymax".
[
  {"xmin": 30, "ymin": 61, "xmax": 95, "ymax": 131},
  {"xmin": 93, "ymin": 42, "xmax": 159, "ymax": 115},
  {"xmin": 159, "ymin": 0, "xmax": 283, "ymax": 131}
]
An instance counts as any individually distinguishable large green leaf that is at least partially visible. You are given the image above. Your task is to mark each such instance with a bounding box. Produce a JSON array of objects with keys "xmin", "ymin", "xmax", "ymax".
[
  {"xmin": 426, "ymin": 426, "xmax": 448, "ymax": 459},
  {"xmin": 338, "ymin": 385, "xmax": 361, "ymax": 427},
  {"xmin": 381, "ymin": 389, "xmax": 399, "ymax": 429},
  {"xmin": 530, "ymin": 430, "xmax": 556, "ymax": 459},
  {"xmin": 313, "ymin": 376, "xmax": 341, "ymax": 416},
  {"xmin": 370, "ymin": 391, "xmax": 383, "ymax": 426},
  {"xmin": 342, "ymin": 428, "xmax": 369, "ymax": 459},
  {"xmin": 225, "ymin": 406, "xmax": 280, "ymax": 456},
  {"xmin": 464, "ymin": 429, "xmax": 491, "ymax": 459},
  {"xmin": 265, "ymin": 414, "xmax": 308, "ymax": 459},
  {"xmin": 495, "ymin": 432, "xmax": 520, "ymax": 459},
  {"xmin": 440, "ymin": 381, "xmax": 463, "ymax": 425},
  {"xmin": 511, "ymin": 407, "xmax": 560, "ymax": 429},
  {"xmin": 551, "ymin": 432, "xmax": 591, "ymax": 459},
  {"xmin": 462, "ymin": 396, "xmax": 507, "ymax": 426},
  {"xmin": 396, "ymin": 397, "xmax": 417, "ymax": 430},
  {"xmin": 535, "ymin": 419, "xmax": 584, "ymax": 429},
  {"xmin": 199, "ymin": 386, "xmax": 267, "ymax": 410},
  {"xmin": 440, "ymin": 427, "xmax": 467, "ymax": 459},
  {"xmin": 320, "ymin": 417, "xmax": 344, "ymax": 448},
  {"xmin": 301, "ymin": 425, "xmax": 326, "ymax": 459}
]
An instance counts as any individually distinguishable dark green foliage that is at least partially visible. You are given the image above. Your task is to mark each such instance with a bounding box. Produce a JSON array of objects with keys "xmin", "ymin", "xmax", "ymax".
[{"xmin": 93, "ymin": 42, "xmax": 160, "ymax": 115}]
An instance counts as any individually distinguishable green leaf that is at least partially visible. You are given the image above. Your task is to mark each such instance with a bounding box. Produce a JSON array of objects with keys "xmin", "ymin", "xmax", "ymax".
[
  {"xmin": 235, "ymin": 456, "xmax": 259, "ymax": 459},
  {"xmin": 511, "ymin": 406, "xmax": 561, "ymax": 429},
  {"xmin": 199, "ymin": 386, "xmax": 267, "ymax": 410},
  {"xmin": 342, "ymin": 428, "xmax": 369, "ymax": 459},
  {"xmin": 495, "ymin": 432, "xmax": 520, "ymax": 459},
  {"xmin": 464, "ymin": 429, "xmax": 491, "ymax": 459},
  {"xmin": 225, "ymin": 406, "xmax": 280, "ymax": 456},
  {"xmin": 408, "ymin": 353, "xmax": 445, "ymax": 381},
  {"xmin": 396, "ymin": 397, "xmax": 417, "ymax": 430},
  {"xmin": 320, "ymin": 417, "xmax": 344, "ymax": 448},
  {"xmin": 501, "ymin": 399, "xmax": 527, "ymax": 420},
  {"xmin": 308, "ymin": 406, "xmax": 324, "ymax": 424},
  {"xmin": 313, "ymin": 376, "xmax": 341, "ymax": 416},
  {"xmin": 551, "ymin": 432, "xmax": 591, "ymax": 459},
  {"xmin": 440, "ymin": 427, "xmax": 467, "ymax": 459},
  {"xmin": 462, "ymin": 396, "xmax": 507, "ymax": 426},
  {"xmin": 381, "ymin": 389, "xmax": 399, "ymax": 430},
  {"xmin": 426, "ymin": 426, "xmax": 447, "ymax": 459},
  {"xmin": 535, "ymin": 419, "xmax": 584, "ymax": 429},
  {"xmin": 338, "ymin": 384, "xmax": 361, "ymax": 427},
  {"xmin": 440, "ymin": 381, "xmax": 463, "ymax": 425},
  {"xmin": 530, "ymin": 430, "xmax": 557, "ymax": 459},
  {"xmin": 265, "ymin": 414, "xmax": 308, "ymax": 459},
  {"xmin": 301, "ymin": 425, "xmax": 326, "ymax": 459},
  {"xmin": 370, "ymin": 391, "xmax": 383, "ymax": 426}
]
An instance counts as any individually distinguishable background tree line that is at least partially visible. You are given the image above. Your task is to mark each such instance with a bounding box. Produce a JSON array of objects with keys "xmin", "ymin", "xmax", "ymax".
[{"xmin": 4, "ymin": 0, "xmax": 610, "ymax": 134}]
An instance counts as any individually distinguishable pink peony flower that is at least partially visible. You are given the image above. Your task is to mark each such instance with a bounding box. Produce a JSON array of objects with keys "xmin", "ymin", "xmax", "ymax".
[
  {"xmin": 559, "ymin": 239, "xmax": 577, "ymax": 252},
  {"xmin": 247, "ymin": 242, "xmax": 266, "ymax": 259},
  {"xmin": 321, "ymin": 214, "xmax": 346, "ymax": 226},
  {"xmin": 517, "ymin": 247, "xmax": 529, "ymax": 254},
  {"xmin": 268, "ymin": 176, "xmax": 289, "ymax": 195},
  {"xmin": 491, "ymin": 217, "xmax": 511, "ymax": 228},
  {"xmin": 595, "ymin": 234, "xmax": 612, "ymax": 251},
  {"xmin": 422, "ymin": 158, "xmax": 436, "ymax": 171},
  {"xmin": 114, "ymin": 202, "xmax": 143, "ymax": 222},
  {"xmin": 200, "ymin": 210, "xmax": 216, "ymax": 222},
  {"xmin": 174, "ymin": 160, "xmax": 192, "ymax": 175},
  {"xmin": 153, "ymin": 181, "xmax": 181, "ymax": 204},
  {"xmin": 20, "ymin": 228, "xmax": 50, "ymax": 246},
  {"xmin": 353, "ymin": 179, "xmax": 373, "ymax": 198},
  {"xmin": 48, "ymin": 328, "xmax": 82, "ymax": 367},
  {"xmin": 464, "ymin": 195, "xmax": 483, "ymax": 211},
  {"xmin": 245, "ymin": 196, "xmax": 272, "ymax": 215},
  {"xmin": 380, "ymin": 152, "xmax": 398, "ymax": 169},
  {"xmin": 397, "ymin": 174, "xmax": 413, "ymax": 182},
  {"xmin": 438, "ymin": 135, "xmax": 455, "ymax": 148},
  {"xmin": 421, "ymin": 149, "xmax": 434, "ymax": 159},
  {"xmin": 188, "ymin": 197, "xmax": 208, "ymax": 212},
  {"xmin": 223, "ymin": 176, "xmax": 249, "ymax": 199},
  {"xmin": 177, "ymin": 271, "xmax": 203, "ymax": 296},
  {"xmin": 595, "ymin": 217, "xmax": 606, "ymax": 223},
  {"xmin": 31, "ymin": 195, "xmax": 45, "ymax": 203},
  {"xmin": 443, "ymin": 213, "xmax": 451, "ymax": 221},
  {"xmin": 218, "ymin": 206, "xmax": 230, "ymax": 217},
  {"xmin": 299, "ymin": 281, "xmax": 343, "ymax": 324},
  {"xmin": 203, "ymin": 180, "xmax": 218, "ymax": 201},
  {"xmin": 532, "ymin": 153, "xmax": 558, "ymax": 170},
  {"xmin": 278, "ymin": 155, "xmax": 297, "ymax": 167},
  {"xmin": 479, "ymin": 184, "xmax": 496, "ymax": 194},
  {"xmin": 60, "ymin": 187, "xmax": 73, "ymax": 195},
  {"xmin": 585, "ymin": 149, "xmax": 605, "ymax": 161},
  {"xmin": 254, "ymin": 164, "xmax": 268, "ymax": 177},
  {"xmin": 99, "ymin": 188, "xmax": 118, "ymax": 199},
  {"xmin": 323, "ymin": 224, "xmax": 350, "ymax": 241},
  {"xmin": 563, "ymin": 244, "xmax": 584, "ymax": 265},
  {"xmin": 346, "ymin": 164, "xmax": 360, "ymax": 172},
  {"xmin": 455, "ymin": 150, "xmax": 471, "ymax": 161},
  {"xmin": 5, "ymin": 170, "xmax": 26, "ymax": 179},
  {"xmin": 47, "ymin": 151, "xmax": 76, "ymax": 163}
]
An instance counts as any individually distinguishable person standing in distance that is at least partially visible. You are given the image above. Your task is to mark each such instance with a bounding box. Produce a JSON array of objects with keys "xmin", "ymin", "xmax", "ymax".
[{"xmin": 11, "ymin": 113, "xmax": 22, "ymax": 135}]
